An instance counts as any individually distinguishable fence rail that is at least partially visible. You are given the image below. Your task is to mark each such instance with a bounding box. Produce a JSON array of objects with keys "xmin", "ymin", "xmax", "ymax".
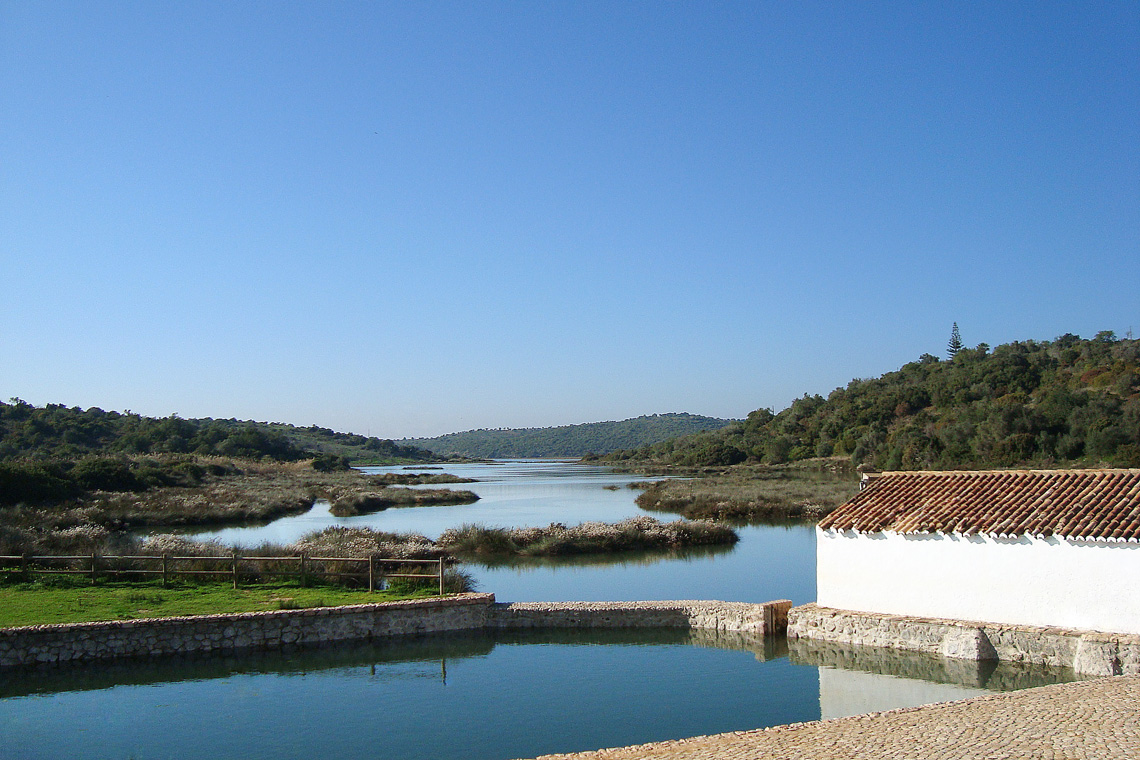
[{"xmin": 0, "ymin": 553, "xmax": 448, "ymax": 595}]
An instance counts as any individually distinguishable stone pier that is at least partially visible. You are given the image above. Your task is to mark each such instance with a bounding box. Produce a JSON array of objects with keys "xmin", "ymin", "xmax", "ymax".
[
  {"xmin": 0, "ymin": 596, "xmax": 792, "ymax": 668},
  {"xmin": 788, "ymin": 603, "xmax": 1140, "ymax": 676}
]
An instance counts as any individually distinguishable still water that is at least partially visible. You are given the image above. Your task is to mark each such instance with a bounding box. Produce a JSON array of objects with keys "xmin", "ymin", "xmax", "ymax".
[
  {"xmin": 1, "ymin": 461, "xmax": 1081, "ymax": 759},
  {"xmin": 0, "ymin": 629, "xmax": 1080, "ymax": 760},
  {"xmin": 185, "ymin": 460, "xmax": 817, "ymax": 605}
]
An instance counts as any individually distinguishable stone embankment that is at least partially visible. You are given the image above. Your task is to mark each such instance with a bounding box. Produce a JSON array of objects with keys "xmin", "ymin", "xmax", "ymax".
[
  {"xmin": 788, "ymin": 603, "xmax": 1140, "ymax": 677},
  {"xmin": 524, "ymin": 675, "xmax": 1140, "ymax": 760},
  {"xmin": 489, "ymin": 600, "xmax": 789, "ymax": 634},
  {"xmin": 0, "ymin": 596, "xmax": 792, "ymax": 668}
]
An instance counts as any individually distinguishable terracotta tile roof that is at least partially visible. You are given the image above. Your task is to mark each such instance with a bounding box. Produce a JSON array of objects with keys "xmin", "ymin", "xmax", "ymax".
[{"xmin": 817, "ymin": 469, "xmax": 1140, "ymax": 541}]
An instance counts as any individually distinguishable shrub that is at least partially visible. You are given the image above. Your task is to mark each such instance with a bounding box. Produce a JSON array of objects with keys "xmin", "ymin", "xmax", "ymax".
[
  {"xmin": 0, "ymin": 461, "xmax": 80, "ymax": 505},
  {"xmin": 71, "ymin": 458, "xmax": 144, "ymax": 492}
]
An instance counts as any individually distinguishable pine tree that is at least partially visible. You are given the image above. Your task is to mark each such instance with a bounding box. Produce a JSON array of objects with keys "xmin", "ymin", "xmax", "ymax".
[{"xmin": 947, "ymin": 322, "xmax": 963, "ymax": 358}]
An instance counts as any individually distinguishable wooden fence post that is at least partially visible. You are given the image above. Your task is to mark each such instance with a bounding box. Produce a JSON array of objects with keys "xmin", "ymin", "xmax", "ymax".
[
  {"xmin": 232, "ymin": 551, "xmax": 239, "ymax": 589},
  {"xmin": 300, "ymin": 553, "xmax": 308, "ymax": 587},
  {"xmin": 162, "ymin": 554, "xmax": 169, "ymax": 588},
  {"xmin": 21, "ymin": 553, "xmax": 29, "ymax": 578},
  {"xmin": 368, "ymin": 555, "xmax": 375, "ymax": 593},
  {"xmin": 438, "ymin": 557, "xmax": 445, "ymax": 596},
  {"xmin": 91, "ymin": 552, "xmax": 98, "ymax": 585}
]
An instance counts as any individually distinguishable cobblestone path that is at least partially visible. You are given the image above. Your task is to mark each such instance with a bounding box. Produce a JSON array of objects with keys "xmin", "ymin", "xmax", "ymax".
[{"xmin": 526, "ymin": 675, "xmax": 1140, "ymax": 760}]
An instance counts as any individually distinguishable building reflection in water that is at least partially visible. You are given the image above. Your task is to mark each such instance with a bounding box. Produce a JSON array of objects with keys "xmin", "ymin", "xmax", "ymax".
[{"xmin": 788, "ymin": 637, "xmax": 1085, "ymax": 720}]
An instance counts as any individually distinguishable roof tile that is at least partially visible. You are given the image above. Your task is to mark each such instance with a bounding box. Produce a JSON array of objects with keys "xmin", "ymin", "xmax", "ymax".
[{"xmin": 818, "ymin": 469, "xmax": 1140, "ymax": 540}]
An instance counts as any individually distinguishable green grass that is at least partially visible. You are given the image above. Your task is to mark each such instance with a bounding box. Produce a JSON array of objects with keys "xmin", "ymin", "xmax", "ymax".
[{"xmin": 0, "ymin": 578, "xmax": 433, "ymax": 627}]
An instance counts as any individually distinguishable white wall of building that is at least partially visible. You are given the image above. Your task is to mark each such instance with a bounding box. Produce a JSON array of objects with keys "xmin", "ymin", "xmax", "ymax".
[
  {"xmin": 817, "ymin": 667, "xmax": 988, "ymax": 720},
  {"xmin": 816, "ymin": 529, "xmax": 1140, "ymax": 634}
]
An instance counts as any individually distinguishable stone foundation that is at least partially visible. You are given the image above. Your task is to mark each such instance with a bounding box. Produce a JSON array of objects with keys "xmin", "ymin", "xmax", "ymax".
[
  {"xmin": 0, "ymin": 596, "xmax": 792, "ymax": 669},
  {"xmin": 788, "ymin": 603, "xmax": 1140, "ymax": 676},
  {"xmin": 489, "ymin": 599, "xmax": 791, "ymax": 634}
]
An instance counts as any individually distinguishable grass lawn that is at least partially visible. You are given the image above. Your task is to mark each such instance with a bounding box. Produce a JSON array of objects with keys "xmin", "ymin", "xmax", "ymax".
[{"xmin": 0, "ymin": 579, "xmax": 435, "ymax": 627}]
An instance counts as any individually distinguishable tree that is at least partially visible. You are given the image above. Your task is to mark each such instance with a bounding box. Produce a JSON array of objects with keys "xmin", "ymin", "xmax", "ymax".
[{"xmin": 947, "ymin": 323, "xmax": 963, "ymax": 359}]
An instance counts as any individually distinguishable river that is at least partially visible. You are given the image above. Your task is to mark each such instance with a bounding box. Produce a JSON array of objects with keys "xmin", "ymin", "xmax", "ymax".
[
  {"xmin": 184, "ymin": 459, "xmax": 817, "ymax": 605},
  {"xmin": 0, "ymin": 460, "xmax": 1082, "ymax": 759}
]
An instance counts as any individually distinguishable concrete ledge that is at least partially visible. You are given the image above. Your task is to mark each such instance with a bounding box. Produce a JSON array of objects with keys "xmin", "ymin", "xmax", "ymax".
[
  {"xmin": 0, "ymin": 596, "xmax": 791, "ymax": 669},
  {"xmin": 788, "ymin": 603, "xmax": 1140, "ymax": 676}
]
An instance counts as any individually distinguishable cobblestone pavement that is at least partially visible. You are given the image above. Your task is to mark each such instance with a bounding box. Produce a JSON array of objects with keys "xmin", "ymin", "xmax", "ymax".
[{"xmin": 526, "ymin": 675, "xmax": 1140, "ymax": 760}]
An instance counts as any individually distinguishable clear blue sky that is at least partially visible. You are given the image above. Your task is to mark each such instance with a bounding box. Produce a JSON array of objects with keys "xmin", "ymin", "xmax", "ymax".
[{"xmin": 3, "ymin": 2, "xmax": 1137, "ymax": 438}]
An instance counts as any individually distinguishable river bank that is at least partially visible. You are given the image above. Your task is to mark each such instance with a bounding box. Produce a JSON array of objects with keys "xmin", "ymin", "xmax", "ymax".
[
  {"xmin": 615, "ymin": 460, "xmax": 860, "ymax": 522},
  {"xmin": 0, "ymin": 457, "xmax": 481, "ymax": 555}
]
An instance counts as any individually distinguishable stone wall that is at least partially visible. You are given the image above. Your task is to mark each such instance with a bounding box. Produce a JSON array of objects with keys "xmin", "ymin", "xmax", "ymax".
[
  {"xmin": 0, "ymin": 594, "xmax": 496, "ymax": 668},
  {"xmin": 788, "ymin": 603, "xmax": 1140, "ymax": 676},
  {"xmin": 0, "ymin": 596, "xmax": 792, "ymax": 669},
  {"xmin": 489, "ymin": 600, "xmax": 791, "ymax": 635}
]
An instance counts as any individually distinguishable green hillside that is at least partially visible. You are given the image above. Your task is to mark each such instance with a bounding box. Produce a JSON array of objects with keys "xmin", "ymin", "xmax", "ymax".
[
  {"xmin": 599, "ymin": 332, "xmax": 1140, "ymax": 470},
  {"xmin": 403, "ymin": 413, "xmax": 736, "ymax": 458},
  {"xmin": 0, "ymin": 401, "xmax": 438, "ymax": 464}
]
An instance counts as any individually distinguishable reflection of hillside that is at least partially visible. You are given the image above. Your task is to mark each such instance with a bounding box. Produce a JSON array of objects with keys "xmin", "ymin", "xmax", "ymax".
[
  {"xmin": 466, "ymin": 541, "xmax": 735, "ymax": 569},
  {"xmin": 0, "ymin": 631, "xmax": 499, "ymax": 699},
  {"xmin": 788, "ymin": 638, "xmax": 1082, "ymax": 690},
  {"xmin": 0, "ymin": 628, "xmax": 719, "ymax": 699}
]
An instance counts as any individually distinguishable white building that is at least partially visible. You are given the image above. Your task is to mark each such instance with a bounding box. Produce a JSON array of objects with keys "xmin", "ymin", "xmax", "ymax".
[{"xmin": 816, "ymin": 469, "xmax": 1140, "ymax": 635}]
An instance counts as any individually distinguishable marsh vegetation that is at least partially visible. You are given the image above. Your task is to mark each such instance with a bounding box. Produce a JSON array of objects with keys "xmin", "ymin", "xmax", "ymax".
[
  {"xmin": 329, "ymin": 487, "xmax": 480, "ymax": 517},
  {"xmin": 629, "ymin": 463, "xmax": 859, "ymax": 523},
  {"xmin": 367, "ymin": 472, "xmax": 477, "ymax": 485},
  {"xmin": 436, "ymin": 516, "xmax": 738, "ymax": 557}
]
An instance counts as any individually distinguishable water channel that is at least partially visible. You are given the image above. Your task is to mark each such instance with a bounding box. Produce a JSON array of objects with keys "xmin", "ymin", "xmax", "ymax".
[
  {"xmin": 0, "ymin": 461, "xmax": 1083, "ymax": 759},
  {"xmin": 186, "ymin": 460, "xmax": 817, "ymax": 605}
]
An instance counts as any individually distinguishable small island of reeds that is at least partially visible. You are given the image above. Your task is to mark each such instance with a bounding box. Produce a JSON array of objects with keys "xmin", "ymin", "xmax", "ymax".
[
  {"xmin": 437, "ymin": 517, "xmax": 738, "ymax": 557},
  {"xmin": 329, "ymin": 486, "xmax": 480, "ymax": 516},
  {"xmin": 368, "ymin": 472, "xmax": 478, "ymax": 485}
]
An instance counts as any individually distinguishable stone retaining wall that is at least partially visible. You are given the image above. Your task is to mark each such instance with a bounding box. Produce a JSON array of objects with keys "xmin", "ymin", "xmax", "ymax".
[
  {"xmin": 0, "ymin": 593, "xmax": 495, "ymax": 668},
  {"xmin": 788, "ymin": 603, "xmax": 1140, "ymax": 676},
  {"xmin": 0, "ymin": 596, "xmax": 792, "ymax": 669},
  {"xmin": 489, "ymin": 600, "xmax": 791, "ymax": 634}
]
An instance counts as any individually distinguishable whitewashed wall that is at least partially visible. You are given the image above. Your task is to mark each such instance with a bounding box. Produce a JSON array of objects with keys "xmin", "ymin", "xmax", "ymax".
[
  {"xmin": 817, "ymin": 667, "xmax": 987, "ymax": 720},
  {"xmin": 816, "ymin": 528, "xmax": 1140, "ymax": 634}
]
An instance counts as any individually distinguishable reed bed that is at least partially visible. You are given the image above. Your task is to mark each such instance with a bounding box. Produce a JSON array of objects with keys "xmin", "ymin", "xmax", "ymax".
[
  {"xmin": 329, "ymin": 487, "xmax": 479, "ymax": 517},
  {"xmin": 0, "ymin": 458, "xmax": 479, "ymax": 531},
  {"xmin": 0, "ymin": 526, "xmax": 476, "ymax": 594},
  {"xmin": 367, "ymin": 472, "xmax": 477, "ymax": 485},
  {"xmin": 437, "ymin": 516, "xmax": 738, "ymax": 557}
]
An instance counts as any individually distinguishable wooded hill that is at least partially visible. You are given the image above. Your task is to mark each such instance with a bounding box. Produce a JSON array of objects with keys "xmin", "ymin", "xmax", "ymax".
[
  {"xmin": 0, "ymin": 401, "xmax": 437, "ymax": 464},
  {"xmin": 402, "ymin": 413, "xmax": 735, "ymax": 458},
  {"xmin": 597, "ymin": 332, "xmax": 1140, "ymax": 470}
]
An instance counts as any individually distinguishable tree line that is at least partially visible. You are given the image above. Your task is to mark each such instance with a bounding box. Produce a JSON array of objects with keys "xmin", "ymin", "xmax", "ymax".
[
  {"xmin": 402, "ymin": 413, "xmax": 735, "ymax": 458},
  {"xmin": 600, "ymin": 332, "xmax": 1140, "ymax": 470},
  {"xmin": 0, "ymin": 401, "xmax": 435, "ymax": 463}
]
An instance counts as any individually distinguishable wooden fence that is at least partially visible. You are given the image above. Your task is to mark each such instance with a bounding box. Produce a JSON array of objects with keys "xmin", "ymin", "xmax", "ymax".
[{"xmin": 0, "ymin": 553, "xmax": 448, "ymax": 595}]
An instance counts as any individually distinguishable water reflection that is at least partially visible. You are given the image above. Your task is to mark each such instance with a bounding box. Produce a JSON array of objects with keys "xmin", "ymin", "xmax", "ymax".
[
  {"xmin": 788, "ymin": 637, "xmax": 1084, "ymax": 719},
  {"xmin": 466, "ymin": 541, "xmax": 735, "ymax": 569},
  {"xmin": 0, "ymin": 631, "xmax": 1082, "ymax": 760},
  {"xmin": 180, "ymin": 460, "xmax": 670, "ymax": 546}
]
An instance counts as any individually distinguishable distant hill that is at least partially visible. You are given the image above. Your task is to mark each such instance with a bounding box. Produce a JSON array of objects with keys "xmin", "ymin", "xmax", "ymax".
[
  {"xmin": 0, "ymin": 402, "xmax": 439, "ymax": 464},
  {"xmin": 402, "ymin": 413, "xmax": 736, "ymax": 458},
  {"xmin": 600, "ymin": 332, "xmax": 1140, "ymax": 470}
]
